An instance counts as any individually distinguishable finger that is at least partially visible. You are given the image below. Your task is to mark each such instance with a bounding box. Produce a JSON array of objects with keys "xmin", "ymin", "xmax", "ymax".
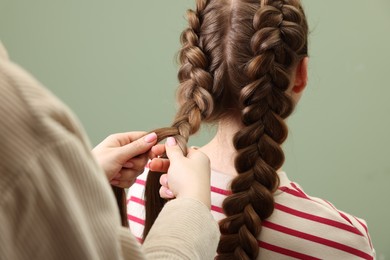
[
  {"xmin": 159, "ymin": 174, "xmax": 168, "ymax": 187},
  {"xmin": 117, "ymin": 168, "xmax": 142, "ymax": 181},
  {"xmin": 118, "ymin": 132, "xmax": 158, "ymax": 162},
  {"xmin": 159, "ymin": 186, "xmax": 175, "ymax": 199},
  {"xmin": 186, "ymin": 147, "xmax": 210, "ymax": 164},
  {"xmin": 124, "ymin": 155, "xmax": 149, "ymax": 170},
  {"xmin": 149, "ymin": 158, "xmax": 170, "ymax": 172},
  {"xmin": 112, "ymin": 180, "xmax": 133, "ymax": 189},
  {"xmin": 108, "ymin": 131, "xmax": 147, "ymax": 146},
  {"xmin": 110, "ymin": 180, "xmax": 120, "ymax": 185},
  {"xmin": 149, "ymin": 144, "xmax": 166, "ymax": 158},
  {"xmin": 164, "ymin": 137, "xmax": 185, "ymax": 160},
  {"xmin": 112, "ymin": 173, "xmax": 122, "ymax": 180},
  {"xmin": 123, "ymin": 161, "xmax": 134, "ymax": 168}
]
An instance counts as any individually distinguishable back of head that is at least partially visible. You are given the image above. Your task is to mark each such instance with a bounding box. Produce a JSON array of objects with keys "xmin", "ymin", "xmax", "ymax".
[{"xmin": 143, "ymin": 0, "xmax": 308, "ymax": 258}]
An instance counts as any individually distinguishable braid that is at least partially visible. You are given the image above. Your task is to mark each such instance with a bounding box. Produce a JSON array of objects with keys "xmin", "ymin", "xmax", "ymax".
[
  {"xmin": 216, "ymin": 1, "xmax": 308, "ymax": 259},
  {"xmin": 142, "ymin": 0, "xmax": 215, "ymax": 239}
]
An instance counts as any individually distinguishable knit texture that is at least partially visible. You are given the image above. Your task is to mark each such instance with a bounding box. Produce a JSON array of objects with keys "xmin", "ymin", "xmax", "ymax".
[{"xmin": 0, "ymin": 43, "xmax": 219, "ymax": 260}]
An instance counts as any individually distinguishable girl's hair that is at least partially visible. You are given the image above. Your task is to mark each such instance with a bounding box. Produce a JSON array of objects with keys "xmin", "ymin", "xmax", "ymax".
[
  {"xmin": 142, "ymin": 0, "xmax": 309, "ymax": 259},
  {"xmin": 112, "ymin": 186, "xmax": 128, "ymax": 227}
]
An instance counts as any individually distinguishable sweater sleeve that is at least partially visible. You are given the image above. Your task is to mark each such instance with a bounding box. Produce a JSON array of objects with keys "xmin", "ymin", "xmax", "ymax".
[
  {"xmin": 0, "ymin": 138, "xmax": 127, "ymax": 260},
  {"xmin": 142, "ymin": 199, "xmax": 220, "ymax": 260},
  {"xmin": 0, "ymin": 49, "xmax": 127, "ymax": 259}
]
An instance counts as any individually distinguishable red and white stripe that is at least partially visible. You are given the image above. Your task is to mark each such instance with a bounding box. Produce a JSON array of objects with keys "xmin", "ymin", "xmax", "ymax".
[{"xmin": 127, "ymin": 169, "xmax": 375, "ymax": 259}]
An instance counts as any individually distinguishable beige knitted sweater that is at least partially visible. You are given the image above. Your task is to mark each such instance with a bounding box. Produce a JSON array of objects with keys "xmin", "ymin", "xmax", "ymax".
[{"xmin": 0, "ymin": 42, "xmax": 219, "ymax": 260}]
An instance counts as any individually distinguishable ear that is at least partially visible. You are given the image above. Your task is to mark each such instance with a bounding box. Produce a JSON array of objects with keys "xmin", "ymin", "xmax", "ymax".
[{"xmin": 292, "ymin": 57, "xmax": 309, "ymax": 94}]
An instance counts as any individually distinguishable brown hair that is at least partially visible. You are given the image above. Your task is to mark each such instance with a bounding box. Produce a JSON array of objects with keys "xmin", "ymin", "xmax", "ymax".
[
  {"xmin": 142, "ymin": 0, "xmax": 308, "ymax": 259},
  {"xmin": 112, "ymin": 186, "xmax": 128, "ymax": 227}
]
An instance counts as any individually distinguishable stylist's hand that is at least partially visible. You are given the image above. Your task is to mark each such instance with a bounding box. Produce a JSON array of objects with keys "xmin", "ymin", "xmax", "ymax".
[
  {"xmin": 154, "ymin": 137, "xmax": 211, "ymax": 209},
  {"xmin": 92, "ymin": 132, "xmax": 158, "ymax": 188}
]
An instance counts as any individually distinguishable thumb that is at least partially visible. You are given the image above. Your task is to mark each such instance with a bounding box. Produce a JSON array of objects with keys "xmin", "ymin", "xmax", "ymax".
[
  {"xmin": 119, "ymin": 132, "xmax": 158, "ymax": 161},
  {"xmin": 165, "ymin": 137, "xmax": 185, "ymax": 161}
]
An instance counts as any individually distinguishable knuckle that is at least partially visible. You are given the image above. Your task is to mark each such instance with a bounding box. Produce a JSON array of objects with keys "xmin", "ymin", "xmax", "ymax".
[{"xmin": 108, "ymin": 133, "xmax": 120, "ymax": 140}]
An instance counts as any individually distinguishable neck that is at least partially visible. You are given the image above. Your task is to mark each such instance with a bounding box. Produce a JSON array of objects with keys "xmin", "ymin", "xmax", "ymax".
[
  {"xmin": 200, "ymin": 118, "xmax": 285, "ymax": 176},
  {"xmin": 200, "ymin": 118, "xmax": 242, "ymax": 176}
]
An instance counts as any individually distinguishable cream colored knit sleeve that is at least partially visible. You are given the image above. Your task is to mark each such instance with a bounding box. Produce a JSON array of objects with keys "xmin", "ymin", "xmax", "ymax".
[
  {"xmin": 0, "ymin": 40, "xmax": 9, "ymax": 59},
  {"xmin": 0, "ymin": 137, "xmax": 128, "ymax": 260},
  {"xmin": 0, "ymin": 51, "xmax": 128, "ymax": 259},
  {"xmin": 142, "ymin": 199, "xmax": 220, "ymax": 260}
]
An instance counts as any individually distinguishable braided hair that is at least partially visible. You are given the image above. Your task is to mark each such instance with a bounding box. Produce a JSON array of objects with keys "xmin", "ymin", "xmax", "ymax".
[
  {"xmin": 143, "ymin": 0, "xmax": 216, "ymax": 238},
  {"xmin": 142, "ymin": 0, "xmax": 309, "ymax": 259}
]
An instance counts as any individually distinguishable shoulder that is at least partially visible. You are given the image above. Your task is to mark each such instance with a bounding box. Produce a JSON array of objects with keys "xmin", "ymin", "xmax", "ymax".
[
  {"xmin": 0, "ymin": 56, "xmax": 85, "ymax": 139},
  {"xmin": 0, "ymin": 41, "xmax": 9, "ymax": 60},
  {"xmin": 269, "ymin": 178, "xmax": 375, "ymax": 259},
  {"xmin": 0, "ymin": 53, "xmax": 92, "ymax": 167},
  {"xmin": 0, "ymin": 51, "xmax": 97, "ymax": 209}
]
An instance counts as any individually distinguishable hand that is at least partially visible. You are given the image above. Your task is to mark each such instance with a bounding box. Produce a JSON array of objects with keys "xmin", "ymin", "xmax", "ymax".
[
  {"xmin": 152, "ymin": 137, "xmax": 211, "ymax": 209},
  {"xmin": 147, "ymin": 143, "xmax": 170, "ymax": 172},
  {"xmin": 92, "ymin": 132, "xmax": 158, "ymax": 188}
]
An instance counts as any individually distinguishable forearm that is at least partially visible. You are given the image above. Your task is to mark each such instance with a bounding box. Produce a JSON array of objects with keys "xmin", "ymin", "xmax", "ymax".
[{"xmin": 142, "ymin": 198, "xmax": 220, "ymax": 260}]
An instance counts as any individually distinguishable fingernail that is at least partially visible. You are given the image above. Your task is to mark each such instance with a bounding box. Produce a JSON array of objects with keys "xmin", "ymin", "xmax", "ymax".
[
  {"xmin": 111, "ymin": 180, "xmax": 120, "ymax": 185},
  {"xmin": 166, "ymin": 137, "xmax": 176, "ymax": 146},
  {"xmin": 166, "ymin": 189, "xmax": 174, "ymax": 197},
  {"xmin": 124, "ymin": 161, "xmax": 134, "ymax": 168},
  {"xmin": 144, "ymin": 132, "xmax": 157, "ymax": 143}
]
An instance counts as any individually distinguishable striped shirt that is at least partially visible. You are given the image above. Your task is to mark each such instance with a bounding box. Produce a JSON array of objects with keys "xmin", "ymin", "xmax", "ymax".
[{"xmin": 127, "ymin": 169, "xmax": 375, "ymax": 259}]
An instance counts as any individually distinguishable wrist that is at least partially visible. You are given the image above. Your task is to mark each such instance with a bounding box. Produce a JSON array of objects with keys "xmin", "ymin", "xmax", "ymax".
[{"xmin": 176, "ymin": 191, "xmax": 211, "ymax": 210}]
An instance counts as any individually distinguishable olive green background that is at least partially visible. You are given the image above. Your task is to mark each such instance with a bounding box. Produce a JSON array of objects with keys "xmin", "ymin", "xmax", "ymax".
[{"xmin": 1, "ymin": 0, "xmax": 389, "ymax": 258}]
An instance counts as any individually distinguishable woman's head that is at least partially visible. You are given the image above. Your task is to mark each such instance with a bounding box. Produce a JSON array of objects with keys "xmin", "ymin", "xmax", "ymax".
[{"xmin": 145, "ymin": 0, "xmax": 309, "ymax": 258}]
